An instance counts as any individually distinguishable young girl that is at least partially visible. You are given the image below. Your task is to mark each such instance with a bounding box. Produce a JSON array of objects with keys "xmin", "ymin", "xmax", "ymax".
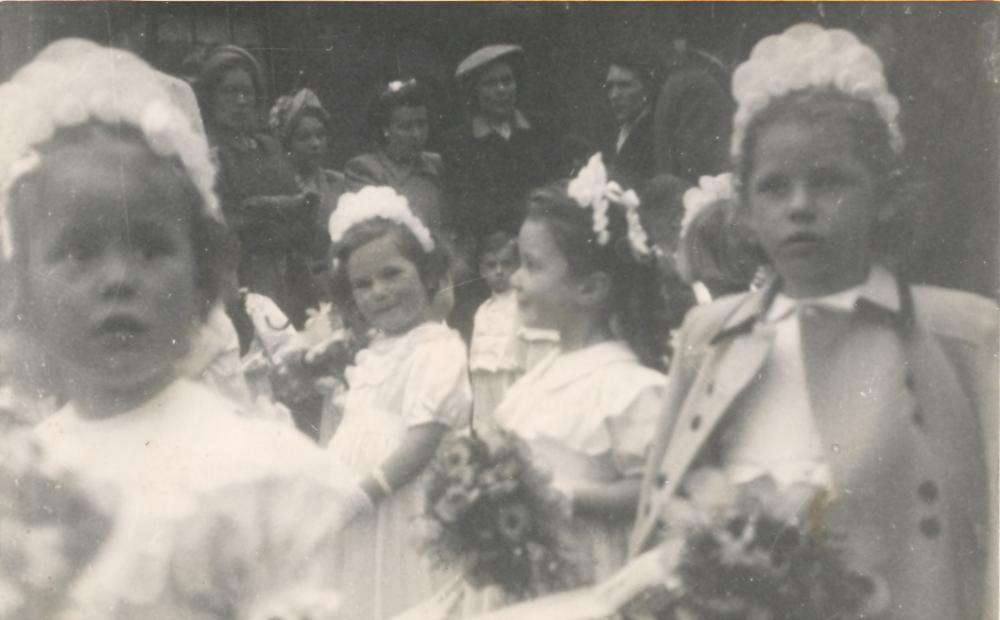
[
  {"xmin": 325, "ymin": 186, "xmax": 471, "ymax": 619},
  {"xmin": 632, "ymin": 24, "xmax": 997, "ymax": 620},
  {"xmin": 493, "ymin": 153, "xmax": 686, "ymax": 586},
  {"xmin": 0, "ymin": 39, "xmax": 361, "ymax": 617}
]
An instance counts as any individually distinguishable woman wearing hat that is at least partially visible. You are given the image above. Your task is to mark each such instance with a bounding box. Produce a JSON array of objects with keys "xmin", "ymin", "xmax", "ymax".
[
  {"xmin": 440, "ymin": 44, "xmax": 572, "ymax": 341},
  {"xmin": 345, "ymin": 78, "xmax": 447, "ymax": 233},
  {"xmin": 195, "ymin": 45, "xmax": 319, "ymax": 328},
  {"xmin": 270, "ymin": 87, "xmax": 346, "ymax": 298}
]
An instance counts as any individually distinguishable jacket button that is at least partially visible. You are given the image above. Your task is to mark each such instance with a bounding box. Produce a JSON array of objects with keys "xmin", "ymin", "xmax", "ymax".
[
  {"xmin": 912, "ymin": 408, "xmax": 925, "ymax": 428},
  {"xmin": 690, "ymin": 416, "xmax": 702, "ymax": 431},
  {"xmin": 919, "ymin": 517, "xmax": 941, "ymax": 539},
  {"xmin": 656, "ymin": 474, "xmax": 668, "ymax": 487},
  {"xmin": 917, "ymin": 480, "xmax": 938, "ymax": 503}
]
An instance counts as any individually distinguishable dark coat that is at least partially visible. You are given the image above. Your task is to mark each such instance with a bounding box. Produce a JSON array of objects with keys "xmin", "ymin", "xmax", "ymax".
[
  {"xmin": 653, "ymin": 67, "xmax": 733, "ymax": 184},
  {"xmin": 604, "ymin": 110, "xmax": 655, "ymax": 191}
]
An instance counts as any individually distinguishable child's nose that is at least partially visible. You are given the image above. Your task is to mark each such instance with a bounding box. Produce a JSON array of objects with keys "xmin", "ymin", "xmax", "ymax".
[
  {"xmin": 787, "ymin": 183, "xmax": 816, "ymax": 220},
  {"xmin": 98, "ymin": 251, "xmax": 138, "ymax": 298}
]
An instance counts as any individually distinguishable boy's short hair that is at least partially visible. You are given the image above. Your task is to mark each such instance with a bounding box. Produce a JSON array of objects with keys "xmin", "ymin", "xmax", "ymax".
[{"xmin": 479, "ymin": 231, "xmax": 518, "ymax": 263}]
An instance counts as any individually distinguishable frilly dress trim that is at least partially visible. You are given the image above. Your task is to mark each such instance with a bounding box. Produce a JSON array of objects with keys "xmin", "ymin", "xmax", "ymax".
[{"xmin": 346, "ymin": 322, "xmax": 464, "ymax": 389}]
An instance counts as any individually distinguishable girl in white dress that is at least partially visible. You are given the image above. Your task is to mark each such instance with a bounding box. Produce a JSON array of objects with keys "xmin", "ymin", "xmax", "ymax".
[
  {"xmin": 0, "ymin": 39, "xmax": 361, "ymax": 618},
  {"xmin": 495, "ymin": 154, "xmax": 687, "ymax": 586},
  {"xmin": 325, "ymin": 187, "xmax": 471, "ymax": 619}
]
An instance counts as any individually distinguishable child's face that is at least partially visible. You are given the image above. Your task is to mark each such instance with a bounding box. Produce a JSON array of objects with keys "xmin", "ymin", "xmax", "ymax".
[
  {"xmin": 21, "ymin": 136, "xmax": 201, "ymax": 401},
  {"xmin": 479, "ymin": 242, "xmax": 518, "ymax": 295},
  {"xmin": 347, "ymin": 233, "xmax": 432, "ymax": 335},
  {"xmin": 511, "ymin": 219, "xmax": 580, "ymax": 331},
  {"xmin": 745, "ymin": 119, "xmax": 881, "ymax": 298}
]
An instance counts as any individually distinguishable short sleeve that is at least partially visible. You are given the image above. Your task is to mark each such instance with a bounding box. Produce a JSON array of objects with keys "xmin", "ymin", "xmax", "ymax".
[
  {"xmin": 607, "ymin": 383, "xmax": 665, "ymax": 478},
  {"xmin": 400, "ymin": 334, "xmax": 471, "ymax": 429}
]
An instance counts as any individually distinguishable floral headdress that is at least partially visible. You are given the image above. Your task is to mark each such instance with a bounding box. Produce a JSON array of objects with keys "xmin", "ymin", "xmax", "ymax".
[
  {"xmin": 566, "ymin": 153, "xmax": 651, "ymax": 259},
  {"xmin": 730, "ymin": 23, "xmax": 904, "ymax": 160},
  {"xmin": 269, "ymin": 88, "xmax": 329, "ymax": 144},
  {"xmin": 680, "ymin": 173, "xmax": 736, "ymax": 241},
  {"xmin": 328, "ymin": 186, "xmax": 434, "ymax": 252},
  {"xmin": 0, "ymin": 38, "xmax": 222, "ymax": 261}
]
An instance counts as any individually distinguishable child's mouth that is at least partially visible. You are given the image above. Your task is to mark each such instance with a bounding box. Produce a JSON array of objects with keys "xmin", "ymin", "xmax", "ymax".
[
  {"xmin": 95, "ymin": 315, "xmax": 148, "ymax": 344},
  {"xmin": 781, "ymin": 232, "xmax": 823, "ymax": 253}
]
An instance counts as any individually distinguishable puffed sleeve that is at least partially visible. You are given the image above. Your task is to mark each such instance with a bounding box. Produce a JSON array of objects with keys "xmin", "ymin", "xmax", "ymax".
[
  {"xmin": 607, "ymin": 382, "xmax": 665, "ymax": 478},
  {"xmin": 400, "ymin": 334, "xmax": 472, "ymax": 429}
]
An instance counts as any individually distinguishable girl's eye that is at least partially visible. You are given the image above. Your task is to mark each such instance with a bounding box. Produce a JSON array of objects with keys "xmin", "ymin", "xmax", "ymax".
[
  {"xmin": 754, "ymin": 175, "xmax": 789, "ymax": 198},
  {"xmin": 351, "ymin": 278, "xmax": 372, "ymax": 292},
  {"xmin": 137, "ymin": 237, "xmax": 175, "ymax": 260},
  {"xmin": 811, "ymin": 169, "xmax": 849, "ymax": 192},
  {"xmin": 54, "ymin": 238, "xmax": 97, "ymax": 263}
]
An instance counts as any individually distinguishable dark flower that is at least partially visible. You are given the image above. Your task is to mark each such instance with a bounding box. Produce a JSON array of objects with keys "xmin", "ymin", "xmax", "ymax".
[
  {"xmin": 498, "ymin": 503, "xmax": 530, "ymax": 542},
  {"xmin": 434, "ymin": 485, "xmax": 473, "ymax": 524}
]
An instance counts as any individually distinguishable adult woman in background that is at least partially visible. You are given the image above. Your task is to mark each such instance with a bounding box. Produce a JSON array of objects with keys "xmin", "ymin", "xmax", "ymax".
[
  {"xmin": 271, "ymin": 87, "xmax": 346, "ymax": 301},
  {"xmin": 195, "ymin": 45, "xmax": 319, "ymax": 328},
  {"xmin": 345, "ymin": 79, "xmax": 447, "ymax": 234},
  {"xmin": 440, "ymin": 44, "xmax": 576, "ymax": 341}
]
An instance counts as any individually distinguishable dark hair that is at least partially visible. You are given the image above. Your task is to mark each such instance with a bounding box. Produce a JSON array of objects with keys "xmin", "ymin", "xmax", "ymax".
[
  {"xmin": 7, "ymin": 123, "xmax": 227, "ymax": 322},
  {"xmin": 607, "ymin": 48, "xmax": 661, "ymax": 95},
  {"xmin": 737, "ymin": 87, "xmax": 909, "ymax": 264},
  {"xmin": 479, "ymin": 230, "xmax": 518, "ymax": 262},
  {"xmin": 679, "ymin": 197, "xmax": 763, "ymax": 297},
  {"xmin": 329, "ymin": 218, "xmax": 450, "ymax": 333},
  {"xmin": 366, "ymin": 79, "xmax": 429, "ymax": 146},
  {"xmin": 525, "ymin": 181, "xmax": 689, "ymax": 371}
]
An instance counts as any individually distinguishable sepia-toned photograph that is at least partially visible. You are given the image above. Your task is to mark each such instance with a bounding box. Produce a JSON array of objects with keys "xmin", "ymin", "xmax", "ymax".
[{"xmin": 0, "ymin": 2, "xmax": 996, "ymax": 619}]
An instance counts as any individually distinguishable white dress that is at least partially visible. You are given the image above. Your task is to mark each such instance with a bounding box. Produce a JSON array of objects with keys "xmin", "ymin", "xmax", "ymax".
[
  {"xmin": 31, "ymin": 379, "xmax": 357, "ymax": 618},
  {"xmin": 327, "ymin": 321, "xmax": 472, "ymax": 620},
  {"xmin": 494, "ymin": 341, "xmax": 665, "ymax": 585}
]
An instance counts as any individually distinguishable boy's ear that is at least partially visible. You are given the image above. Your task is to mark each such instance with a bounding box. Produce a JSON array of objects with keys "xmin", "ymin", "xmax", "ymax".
[{"xmin": 576, "ymin": 271, "xmax": 612, "ymax": 309}]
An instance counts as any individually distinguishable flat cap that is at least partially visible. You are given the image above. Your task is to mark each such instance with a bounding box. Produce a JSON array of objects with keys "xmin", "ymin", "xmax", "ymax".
[{"xmin": 455, "ymin": 44, "xmax": 523, "ymax": 80}]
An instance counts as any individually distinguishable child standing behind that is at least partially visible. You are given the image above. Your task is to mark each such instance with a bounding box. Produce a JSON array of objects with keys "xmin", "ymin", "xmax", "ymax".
[
  {"xmin": 632, "ymin": 24, "xmax": 997, "ymax": 620},
  {"xmin": 325, "ymin": 187, "xmax": 471, "ymax": 619},
  {"xmin": 495, "ymin": 154, "xmax": 687, "ymax": 587},
  {"xmin": 469, "ymin": 232, "xmax": 521, "ymax": 436}
]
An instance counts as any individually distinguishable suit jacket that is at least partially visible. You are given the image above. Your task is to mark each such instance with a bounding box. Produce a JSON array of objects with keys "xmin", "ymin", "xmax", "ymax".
[
  {"xmin": 604, "ymin": 110, "xmax": 655, "ymax": 191},
  {"xmin": 631, "ymin": 268, "xmax": 998, "ymax": 620}
]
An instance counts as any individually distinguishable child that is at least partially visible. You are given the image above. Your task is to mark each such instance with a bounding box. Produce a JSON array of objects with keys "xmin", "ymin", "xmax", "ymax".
[
  {"xmin": 0, "ymin": 40, "xmax": 361, "ymax": 617},
  {"xmin": 325, "ymin": 186, "xmax": 471, "ymax": 619},
  {"xmin": 468, "ymin": 231, "xmax": 522, "ymax": 436},
  {"xmin": 632, "ymin": 24, "xmax": 997, "ymax": 620},
  {"xmin": 493, "ymin": 153, "xmax": 686, "ymax": 586}
]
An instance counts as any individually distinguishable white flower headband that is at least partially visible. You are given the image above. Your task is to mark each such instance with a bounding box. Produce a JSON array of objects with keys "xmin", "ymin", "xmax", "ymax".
[
  {"xmin": 0, "ymin": 38, "xmax": 222, "ymax": 261},
  {"xmin": 680, "ymin": 173, "xmax": 736, "ymax": 241},
  {"xmin": 566, "ymin": 153, "xmax": 651, "ymax": 259},
  {"xmin": 730, "ymin": 23, "xmax": 904, "ymax": 160},
  {"xmin": 328, "ymin": 186, "xmax": 435, "ymax": 252}
]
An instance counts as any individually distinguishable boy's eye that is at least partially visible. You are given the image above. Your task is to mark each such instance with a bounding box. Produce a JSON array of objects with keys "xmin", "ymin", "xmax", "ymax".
[
  {"xmin": 136, "ymin": 234, "xmax": 175, "ymax": 260},
  {"xmin": 53, "ymin": 237, "xmax": 98, "ymax": 263},
  {"xmin": 810, "ymin": 169, "xmax": 850, "ymax": 192}
]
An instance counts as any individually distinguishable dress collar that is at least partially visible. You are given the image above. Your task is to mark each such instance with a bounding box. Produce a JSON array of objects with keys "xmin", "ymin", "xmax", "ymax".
[
  {"xmin": 525, "ymin": 340, "xmax": 643, "ymax": 392},
  {"xmin": 713, "ymin": 264, "xmax": 903, "ymax": 342},
  {"xmin": 376, "ymin": 149, "xmax": 438, "ymax": 183},
  {"xmin": 471, "ymin": 109, "xmax": 532, "ymax": 139}
]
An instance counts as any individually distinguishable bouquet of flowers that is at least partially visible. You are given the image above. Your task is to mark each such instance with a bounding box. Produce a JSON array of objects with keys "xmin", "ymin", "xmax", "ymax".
[
  {"xmin": 419, "ymin": 433, "xmax": 577, "ymax": 601},
  {"xmin": 262, "ymin": 304, "xmax": 361, "ymax": 434},
  {"xmin": 0, "ymin": 432, "xmax": 113, "ymax": 619},
  {"xmin": 623, "ymin": 469, "xmax": 879, "ymax": 620}
]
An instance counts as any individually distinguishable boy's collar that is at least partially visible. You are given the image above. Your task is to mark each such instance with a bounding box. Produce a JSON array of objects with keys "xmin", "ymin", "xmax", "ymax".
[{"xmin": 712, "ymin": 265, "xmax": 903, "ymax": 343}]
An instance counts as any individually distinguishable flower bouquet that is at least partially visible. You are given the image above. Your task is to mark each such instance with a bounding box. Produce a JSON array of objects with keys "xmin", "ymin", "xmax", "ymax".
[
  {"xmin": 419, "ymin": 433, "xmax": 577, "ymax": 602},
  {"xmin": 620, "ymin": 469, "xmax": 879, "ymax": 620},
  {"xmin": 262, "ymin": 304, "xmax": 361, "ymax": 436},
  {"xmin": 0, "ymin": 432, "xmax": 113, "ymax": 619}
]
